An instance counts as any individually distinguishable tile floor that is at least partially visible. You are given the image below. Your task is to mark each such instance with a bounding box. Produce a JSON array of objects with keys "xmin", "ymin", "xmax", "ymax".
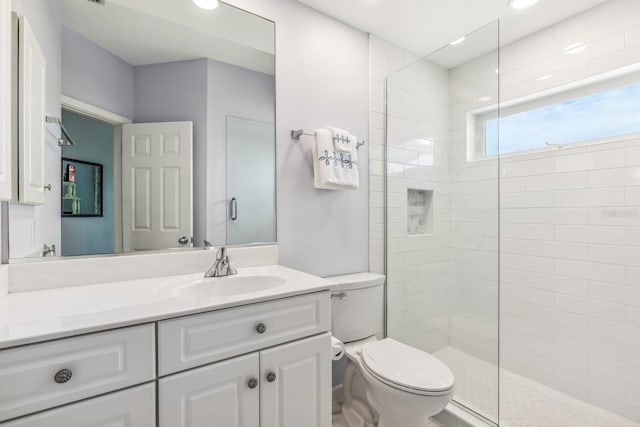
[{"xmin": 434, "ymin": 347, "xmax": 640, "ymax": 427}]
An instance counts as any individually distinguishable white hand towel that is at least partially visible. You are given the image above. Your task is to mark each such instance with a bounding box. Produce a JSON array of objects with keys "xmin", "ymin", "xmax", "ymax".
[
  {"xmin": 313, "ymin": 129, "xmax": 360, "ymax": 190},
  {"xmin": 328, "ymin": 127, "xmax": 356, "ymax": 153}
]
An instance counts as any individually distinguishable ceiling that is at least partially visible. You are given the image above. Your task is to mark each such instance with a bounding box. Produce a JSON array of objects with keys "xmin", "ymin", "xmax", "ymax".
[
  {"xmin": 63, "ymin": 0, "xmax": 275, "ymax": 75},
  {"xmin": 295, "ymin": 0, "xmax": 610, "ymax": 68}
]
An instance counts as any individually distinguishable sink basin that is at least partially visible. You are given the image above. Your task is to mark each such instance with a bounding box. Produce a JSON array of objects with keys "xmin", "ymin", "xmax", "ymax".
[{"xmin": 174, "ymin": 274, "xmax": 286, "ymax": 299}]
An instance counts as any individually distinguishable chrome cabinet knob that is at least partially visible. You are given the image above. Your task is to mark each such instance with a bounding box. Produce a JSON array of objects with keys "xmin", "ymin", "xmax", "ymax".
[
  {"xmin": 256, "ymin": 323, "xmax": 267, "ymax": 334},
  {"xmin": 54, "ymin": 368, "xmax": 72, "ymax": 384},
  {"xmin": 248, "ymin": 378, "xmax": 258, "ymax": 389},
  {"xmin": 266, "ymin": 371, "xmax": 277, "ymax": 382}
]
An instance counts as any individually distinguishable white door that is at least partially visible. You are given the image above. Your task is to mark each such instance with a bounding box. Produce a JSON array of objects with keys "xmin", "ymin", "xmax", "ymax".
[
  {"xmin": 17, "ymin": 15, "xmax": 46, "ymax": 205},
  {"xmin": 2, "ymin": 384, "xmax": 155, "ymax": 427},
  {"xmin": 122, "ymin": 121, "xmax": 192, "ymax": 251},
  {"xmin": 260, "ymin": 333, "xmax": 332, "ymax": 427},
  {"xmin": 0, "ymin": 0, "xmax": 12, "ymax": 200},
  {"xmin": 159, "ymin": 353, "xmax": 260, "ymax": 427}
]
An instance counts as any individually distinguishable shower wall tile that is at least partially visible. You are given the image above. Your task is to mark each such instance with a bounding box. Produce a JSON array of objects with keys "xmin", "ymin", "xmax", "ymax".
[
  {"xmin": 369, "ymin": 35, "xmax": 453, "ymax": 354},
  {"xmin": 444, "ymin": 0, "xmax": 640, "ymax": 421}
]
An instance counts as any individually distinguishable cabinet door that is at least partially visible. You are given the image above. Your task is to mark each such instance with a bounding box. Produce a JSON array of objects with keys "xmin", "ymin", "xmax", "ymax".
[
  {"xmin": 260, "ymin": 333, "xmax": 331, "ymax": 427},
  {"xmin": 159, "ymin": 353, "xmax": 260, "ymax": 427},
  {"xmin": 17, "ymin": 15, "xmax": 46, "ymax": 205},
  {"xmin": 0, "ymin": 0, "xmax": 11, "ymax": 200},
  {"xmin": 1, "ymin": 383, "xmax": 155, "ymax": 427}
]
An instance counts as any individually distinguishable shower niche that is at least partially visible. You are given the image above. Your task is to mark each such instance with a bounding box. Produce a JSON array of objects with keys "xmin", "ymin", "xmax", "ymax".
[{"xmin": 407, "ymin": 189, "xmax": 433, "ymax": 235}]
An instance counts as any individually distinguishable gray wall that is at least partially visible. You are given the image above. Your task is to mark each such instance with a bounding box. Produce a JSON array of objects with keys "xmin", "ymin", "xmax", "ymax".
[
  {"xmin": 206, "ymin": 59, "xmax": 275, "ymax": 245},
  {"xmin": 61, "ymin": 26, "xmax": 134, "ymax": 119},
  {"xmin": 133, "ymin": 59, "xmax": 208, "ymax": 246},
  {"xmin": 211, "ymin": 0, "xmax": 370, "ymax": 277},
  {"xmin": 61, "ymin": 109, "xmax": 114, "ymax": 256}
]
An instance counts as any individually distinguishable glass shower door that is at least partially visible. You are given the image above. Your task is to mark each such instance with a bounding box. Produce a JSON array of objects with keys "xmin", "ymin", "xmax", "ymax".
[
  {"xmin": 226, "ymin": 116, "xmax": 276, "ymax": 245},
  {"xmin": 384, "ymin": 22, "xmax": 500, "ymax": 423}
]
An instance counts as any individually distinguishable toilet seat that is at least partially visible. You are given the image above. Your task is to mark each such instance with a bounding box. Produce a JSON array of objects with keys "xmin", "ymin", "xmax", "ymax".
[{"xmin": 360, "ymin": 339, "xmax": 454, "ymax": 396}]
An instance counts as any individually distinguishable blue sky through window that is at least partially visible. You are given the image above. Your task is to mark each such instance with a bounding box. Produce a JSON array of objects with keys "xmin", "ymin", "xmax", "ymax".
[{"xmin": 485, "ymin": 82, "xmax": 640, "ymax": 156}]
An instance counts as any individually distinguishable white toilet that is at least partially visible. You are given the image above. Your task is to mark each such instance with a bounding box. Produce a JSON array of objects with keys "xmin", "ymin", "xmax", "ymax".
[{"xmin": 330, "ymin": 273, "xmax": 455, "ymax": 427}]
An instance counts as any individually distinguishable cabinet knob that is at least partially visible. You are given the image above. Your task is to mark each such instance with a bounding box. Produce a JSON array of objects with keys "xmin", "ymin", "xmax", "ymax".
[
  {"xmin": 54, "ymin": 368, "xmax": 73, "ymax": 384},
  {"xmin": 266, "ymin": 371, "xmax": 277, "ymax": 383},
  {"xmin": 248, "ymin": 378, "xmax": 258, "ymax": 389},
  {"xmin": 256, "ymin": 323, "xmax": 267, "ymax": 334}
]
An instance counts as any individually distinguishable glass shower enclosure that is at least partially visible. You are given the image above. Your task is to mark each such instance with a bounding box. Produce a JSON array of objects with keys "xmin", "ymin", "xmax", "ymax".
[{"xmin": 384, "ymin": 22, "xmax": 500, "ymax": 423}]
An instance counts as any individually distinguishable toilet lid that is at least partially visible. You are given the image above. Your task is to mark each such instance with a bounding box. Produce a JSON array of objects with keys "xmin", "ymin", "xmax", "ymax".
[{"xmin": 361, "ymin": 339, "xmax": 454, "ymax": 393}]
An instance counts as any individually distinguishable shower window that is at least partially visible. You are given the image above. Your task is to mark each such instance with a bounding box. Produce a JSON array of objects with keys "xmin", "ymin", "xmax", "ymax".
[{"xmin": 470, "ymin": 70, "xmax": 640, "ymax": 158}]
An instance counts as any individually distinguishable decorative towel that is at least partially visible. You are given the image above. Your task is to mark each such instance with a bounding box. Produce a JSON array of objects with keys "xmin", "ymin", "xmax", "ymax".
[
  {"xmin": 328, "ymin": 127, "xmax": 355, "ymax": 153},
  {"xmin": 313, "ymin": 129, "xmax": 360, "ymax": 190}
]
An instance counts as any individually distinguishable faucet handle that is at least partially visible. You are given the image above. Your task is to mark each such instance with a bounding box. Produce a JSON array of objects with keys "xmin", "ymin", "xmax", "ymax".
[{"xmin": 216, "ymin": 247, "xmax": 227, "ymax": 259}]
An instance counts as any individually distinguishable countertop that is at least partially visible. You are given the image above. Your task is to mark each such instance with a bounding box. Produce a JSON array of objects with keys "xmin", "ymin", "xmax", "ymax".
[{"xmin": 0, "ymin": 265, "xmax": 332, "ymax": 349}]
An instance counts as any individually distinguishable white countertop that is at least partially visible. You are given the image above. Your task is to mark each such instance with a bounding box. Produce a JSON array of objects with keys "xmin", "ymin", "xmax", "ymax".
[{"xmin": 0, "ymin": 265, "xmax": 332, "ymax": 349}]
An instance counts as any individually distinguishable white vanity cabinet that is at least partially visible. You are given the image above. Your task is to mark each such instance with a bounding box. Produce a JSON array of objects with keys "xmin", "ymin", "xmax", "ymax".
[
  {"xmin": 0, "ymin": 325, "xmax": 155, "ymax": 422},
  {"xmin": 158, "ymin": 291, "xmax": 332, "ymax": 427},
  {"xmin": 159, "ymin": 333, "xmax": 331, "ymax": 427},
  {"xmin": 1, "ymin": 384, "xmax": 156, "ymax": 427},
  {"xmin": 0, "ymin": 290, "xmax": 332, "ymax": 427}
]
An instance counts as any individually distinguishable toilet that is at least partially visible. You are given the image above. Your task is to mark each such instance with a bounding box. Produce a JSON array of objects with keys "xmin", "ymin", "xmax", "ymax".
[{"xmin": 329, "ymin": 273, "xmax": 455, "ymax": 427}]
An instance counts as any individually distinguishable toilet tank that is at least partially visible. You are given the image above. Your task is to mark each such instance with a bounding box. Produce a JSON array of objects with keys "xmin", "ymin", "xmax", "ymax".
[{"xmin": 328, "ymin": 273, "xmax": 385, "ymax": 343}]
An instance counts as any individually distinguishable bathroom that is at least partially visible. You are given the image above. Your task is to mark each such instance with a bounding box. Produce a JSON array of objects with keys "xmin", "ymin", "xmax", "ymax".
[{"xmin": 0, "ymin": 0, "xmax": 639, "ymax": 425}]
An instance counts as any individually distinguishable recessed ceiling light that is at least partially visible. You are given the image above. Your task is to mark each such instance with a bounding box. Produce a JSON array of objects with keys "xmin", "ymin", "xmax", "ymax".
[
  {"xmin": 564, "ymin": 43, "xmax": 587, "ymax": 54},
  {"xmin": 193, "ymin": 0, "xmax": 219, "ymax": 10},
  {"xmin": 536, "ymin": 74, "xmax": 552, "ymax": 81},
  {"xmin": 450, "ymin": 36, "xmax": 466, "ymax": 46},
  {"xmin": 509, "ymin": 0, "xmax": 539, "ymax": 10}
]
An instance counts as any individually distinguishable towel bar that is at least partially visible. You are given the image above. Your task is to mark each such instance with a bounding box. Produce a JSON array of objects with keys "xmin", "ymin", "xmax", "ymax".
[{"xmin": 291, "ymin": 129, "xmax": 365, "ymax": 149}]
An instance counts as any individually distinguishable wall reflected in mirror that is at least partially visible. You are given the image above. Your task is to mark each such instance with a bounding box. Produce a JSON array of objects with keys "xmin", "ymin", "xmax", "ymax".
[{"xmin": 7, "ymin": 0, "xmax": 275, "ymax": 260}]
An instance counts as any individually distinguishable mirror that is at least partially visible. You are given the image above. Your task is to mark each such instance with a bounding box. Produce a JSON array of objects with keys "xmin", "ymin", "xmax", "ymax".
[
  {"xmin": 61, "ymin": 158, "xmax": 103, "ymax": 217},
  {"xmin": 6, "ymin": 0, "xmax": 275, "ymax": 260}
]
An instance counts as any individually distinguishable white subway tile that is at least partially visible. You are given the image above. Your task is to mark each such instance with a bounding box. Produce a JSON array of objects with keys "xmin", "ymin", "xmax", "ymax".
[{"xmin": 556, "ymin": 293, "xmax": 626, "ymax": 322}]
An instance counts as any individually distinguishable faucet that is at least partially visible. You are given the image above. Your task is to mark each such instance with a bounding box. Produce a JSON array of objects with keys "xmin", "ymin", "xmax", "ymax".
[
  {"xmin": 41, "ymin": 244, "xmax": 56, "ymax": 257},
  {"xmin": 204, "ymin": 247, "xmax": 238, "ymax": 278}
]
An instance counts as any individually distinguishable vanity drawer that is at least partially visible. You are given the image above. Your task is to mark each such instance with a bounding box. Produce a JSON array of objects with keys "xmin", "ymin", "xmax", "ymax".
[
  {"xmin": 0, "ymin": 325, "xmax": 155, "ymax": 422},
  {"xmin": 0, "ymin": 383, "xmax": 156, "ymax": 426},
  {"xmin": 158, "ymin": 291, "xmax": 330, "ymax": 375}
]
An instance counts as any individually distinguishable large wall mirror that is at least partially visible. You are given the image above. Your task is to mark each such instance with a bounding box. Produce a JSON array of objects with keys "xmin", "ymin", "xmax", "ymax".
[{"xmin": 6, "ymin": 0, "xmax": 275, "ymax": 260}]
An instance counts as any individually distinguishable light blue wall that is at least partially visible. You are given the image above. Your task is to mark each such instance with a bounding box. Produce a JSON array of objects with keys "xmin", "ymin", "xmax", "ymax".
[
  {"xmin": 61, "ymin": 110, "xmax": 114, "ymax": 256},
  {"xmin": 62, "ymin": 26, "xmax": 134, "ymax": 119}
]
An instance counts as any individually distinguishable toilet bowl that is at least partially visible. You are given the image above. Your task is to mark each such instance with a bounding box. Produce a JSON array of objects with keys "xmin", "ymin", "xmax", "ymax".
[
  {"xmin": 351, "ymin": 338, "xmax": 454, "ymax": 427},
  {"xmin": 329, "ymin": 273, "xmax": 455, "ymax": 427}
]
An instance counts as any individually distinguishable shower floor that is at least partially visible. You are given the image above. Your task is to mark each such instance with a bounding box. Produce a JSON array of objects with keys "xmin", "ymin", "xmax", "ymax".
[{"xmin": 434, "ymin": 347, "xmax": 639, "ymax": 427}]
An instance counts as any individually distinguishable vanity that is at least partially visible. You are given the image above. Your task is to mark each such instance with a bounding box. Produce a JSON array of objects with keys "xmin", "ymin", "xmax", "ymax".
[
  {"xmin": 0, "ymin": 0, "xmax": 337, "ymax": 425},
  {"xmin": 0, "ymin": 263, "xmax": 333, "ymax": 426}
]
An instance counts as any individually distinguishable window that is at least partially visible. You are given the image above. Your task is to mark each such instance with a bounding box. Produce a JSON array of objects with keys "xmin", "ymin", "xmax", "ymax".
[{"xmin": 468, "ymin": 69, "xmax": 640, "ymax": 159}]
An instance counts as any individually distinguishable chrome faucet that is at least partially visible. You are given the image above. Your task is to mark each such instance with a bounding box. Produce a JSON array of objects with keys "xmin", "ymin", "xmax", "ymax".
[
  {"xmin": 41, "ymin": 244, "xmax": 56, "ymax": 257},
  {"xmin": 204, "ymin": 247, "xmax": 237, "ymax": 278}
]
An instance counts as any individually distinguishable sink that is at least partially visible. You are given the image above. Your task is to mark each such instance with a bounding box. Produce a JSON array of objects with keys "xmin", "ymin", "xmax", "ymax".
[{"xmin": 174, "ymin": 274, "xmax": 286, "ymax": 299}]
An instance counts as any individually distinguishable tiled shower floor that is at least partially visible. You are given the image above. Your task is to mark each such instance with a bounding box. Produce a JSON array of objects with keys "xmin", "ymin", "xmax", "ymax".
[{"xmin": 434, "ymin": 347, "xmax": 639, "ymax": 427}]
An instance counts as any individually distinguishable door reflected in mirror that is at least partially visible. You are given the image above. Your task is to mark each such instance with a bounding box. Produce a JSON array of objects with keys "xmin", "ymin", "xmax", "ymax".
[{"xmin": 7, "ymin": 0, "xmax": 275, "ymax": 260}]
